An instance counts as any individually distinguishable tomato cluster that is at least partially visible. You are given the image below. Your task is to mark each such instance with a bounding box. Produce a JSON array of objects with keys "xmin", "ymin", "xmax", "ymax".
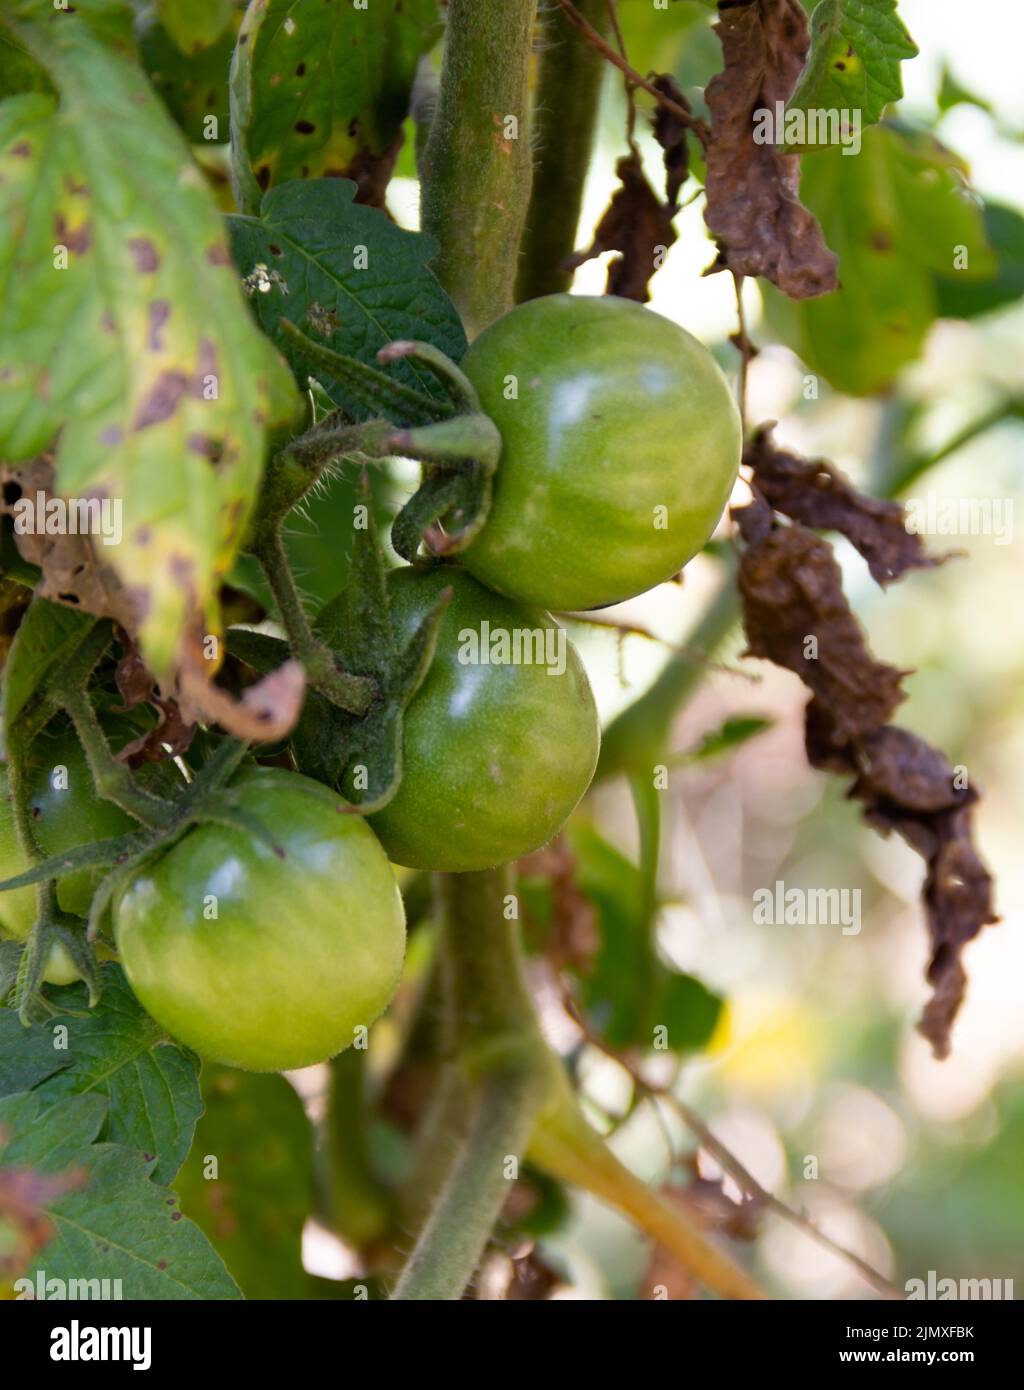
[{"xmin": 5, "ymin": 296, "xmax": 738, "ymax": 1070}]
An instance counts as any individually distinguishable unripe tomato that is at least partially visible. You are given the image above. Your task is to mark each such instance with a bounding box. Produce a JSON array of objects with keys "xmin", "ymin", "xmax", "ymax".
[
  {"xmin": 368, "ymin": 567, "xmax": 599, "ymax": 871},
  {"xmin": 114, "ymin": 767, "xmax": 406, "ymax": 1072},
  {"xmin": 458, "ymin": 294, "xmax": 741, "ymax": 610}
]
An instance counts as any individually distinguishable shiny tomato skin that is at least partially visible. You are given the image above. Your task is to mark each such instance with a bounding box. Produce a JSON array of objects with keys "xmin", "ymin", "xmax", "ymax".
[
  {"xmin": 114, "ymin": 767, "xmax": 406, "ymax": 1072},
  {"xmin": 458, "ymin": 294, "xmax": 741, "ymax": 610},
  {"xmin": 367, "ymin": 566, "xmax": 599, "ymax": 872}
]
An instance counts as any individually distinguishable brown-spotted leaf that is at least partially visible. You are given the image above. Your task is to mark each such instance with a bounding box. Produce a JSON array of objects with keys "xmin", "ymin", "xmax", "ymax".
[
  {"xmin": 745, "ymin": 426, "xmax": 943, "ymax": 586},
  {"xmin": 703, "ymin": 0, "xmax": 838, "ymax": 298},
  {"xmin": 0, "ymin": 4, "xmax": 301, "ymax": 686}
]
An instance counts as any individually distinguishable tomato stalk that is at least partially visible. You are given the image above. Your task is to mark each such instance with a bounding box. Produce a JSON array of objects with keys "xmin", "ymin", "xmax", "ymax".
[
  {"xmin": 516, "ymin": 0, "xmax": 611, "ymax": 302},
  {"xmin": 420, "ymin": 0, "xmax": 539, "ymax": 337},
  {"xmin": 391, "ymin": 867, "xmax": 551, "ymax": 1300}
]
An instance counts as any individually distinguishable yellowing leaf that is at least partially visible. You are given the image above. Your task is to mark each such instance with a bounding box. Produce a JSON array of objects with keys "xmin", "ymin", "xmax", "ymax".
[{"xmin": 0, "ymin": 2, "xmax": 300, "ymax": 681}]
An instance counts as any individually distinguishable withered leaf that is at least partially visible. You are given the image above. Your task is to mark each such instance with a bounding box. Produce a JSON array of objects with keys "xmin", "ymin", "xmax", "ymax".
[
  {"xmin": 735, "ymin": 495, "xmax": 907, "ymax": 742},
  {"xmin": 564, "ymin": 75, "xmax": 690, "ymax": 303},
  {"xmin": 703, "ymin": 0, "xmax": 838, "ymax": 299},
  {"xmin": 736, "ymin": 432, "xmax": 997, "ymax": 1056},
  {"xmin": 806, "ymin": 723, "xmax": 998, "ymax": 1059},
  {"xmin": 746, "ymin": 427, "xmax": 943, "ymax": 586},
  {"xmin": 519, "ymin": 837, "xmax": 599, "ymax": 974}
]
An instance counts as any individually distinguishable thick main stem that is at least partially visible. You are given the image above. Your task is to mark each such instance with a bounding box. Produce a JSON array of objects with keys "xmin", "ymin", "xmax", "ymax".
[
  {"xmin": 516, "ymin": 0, "xmax": 609, "ymax": 302},
  {"xmin": 421, "ymin": 0, "xmax": 538, "ymax": 337},
  {"xmin": 390, "ymin": 868, "xmax": 549, "ymax": 1300}
]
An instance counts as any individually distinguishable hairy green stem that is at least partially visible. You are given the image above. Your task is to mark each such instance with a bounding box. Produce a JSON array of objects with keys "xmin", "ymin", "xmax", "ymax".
[
  {"xmin": 516, "ymin": 0, "xmax": 609, "ymax": 301},
  {"xmin": 390, "ymin": 868, "xmax": 550, "ymax": 1300},
  {"xmin": 59, "ymin": 687, "xmax": 175, "ymax": 830},
  {"xmin": 391, "ymin": 1068, "xmax": 540, "ymax": 1300},
  {"xmin": 421, "ymin": 0, "xmax": 539, "ymax": 337},
  {"xmin": 254, "ymin": 529, "xmax": 375, "ymax": 716}
]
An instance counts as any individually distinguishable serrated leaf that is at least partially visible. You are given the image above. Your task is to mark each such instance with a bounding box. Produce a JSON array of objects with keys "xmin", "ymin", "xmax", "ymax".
[
  {"xmin": 155, "ymin": 0, "xmax": 232, "ymax": 56},
  {"xmin": 2, "ymin": 965, "xmax": 201, "ymax": 1185},
  {"xmin": 0, "ymin": 2, "xmax": 301, "ymax": 681},
  {"xmin": 227, "ymin": 178, "xmax": 467, "ymax": 421},
  {"xmin": 0, "ymin": 1091, "xmax": 241, "ymax": 1298},
  {"xmin": 788, "ymin": 0, "xmax": 918, "ymax": 135},
  {"xmin": 1, "ymin": 595, "xmax": 94, "ymax": 727},
  {"xmin": 762, "ymin": 125, "xmax": 996, "ymax": 395},
  {"xmin": 229, "ymin": 0, "xmax": 441, "ymax": 211},
  {"xmin": 175, "ymin": 1065, "xmax": 315, "ymax": 1299}
]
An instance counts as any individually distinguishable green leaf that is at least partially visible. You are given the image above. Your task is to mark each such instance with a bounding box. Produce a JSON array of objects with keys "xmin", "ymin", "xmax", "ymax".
[
  {"xmin": 227, "ymin": 178, "xmax": 467, "ymax": 420},
  {"xmin": 658, "ymin": 972, "xmax": 724, "ymax": 1055},
  {"xmin": 762, "ymin": 126, "xmax": 996, "ymax": 395},
  {"xmin": 33, "ymin": 968, "xmax": 202, "ymax": 1186},
  {"xmin": 0, "ymin": 3, "xmax": 301, "ymax": 681},
  {"xmin": 137, "ymin": 5, "xmax": 237, "ymax": 144},
  {"xmin": 1, "ymin": 596, "xmax": 94, "ymax": 727},
  {"xmin": 934, "ymin": 202, "xmax": 1024, "ymax": 321},
  {"xmin": 229, "ymin": 0, "xmax": 441, "ymax": 211},
  {"xmin": 689, "ymin": 715, "xmax": 772, "ymax": 763},
  {"xmin": 0, "ymin": 1091, "xmax": 241, "ymax": 1298},
  {"xmin": 788, "ymin": 0, "xmax": 918, "ymax": 136},
  {"xmin": 175, "ymin": 1065, "xmax": 315, "ymax": 1299},
  {"xmin": 155, "ymin": 0, "xmax": 232, "ymax": 56},
  {"xmin": 1, "ymin": 965, "xmax": 202, "ymax": 1185},
  {"xmin": 0, "ymin": 28, "xmax": 52, "ymax": 99},
  {"xmin": 0, "ymin": 995, "xmax": 73, "ymax": 1093}
]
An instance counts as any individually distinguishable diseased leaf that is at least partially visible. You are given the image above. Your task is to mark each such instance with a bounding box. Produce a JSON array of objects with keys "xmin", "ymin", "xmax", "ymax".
[
  {"xmin": 703, "ymin": 0, "xmax": 838, "ymax": 298},
  {"xmin": 25, "ymin": 966, "xmax": 201, "ymax": 1185},
  {"xmin": 228, "ymin": 178, "xmax": 467, "ymax": 420},
  {"xmin": 0, "ymin": 1091, "xmax": 241, "ymax": 1299},
  {"xmin": 788, "ymin": 0, "xmax": 918, "ymax": 136},
  {"xmin": 763, "ymin": 125, "xmax": 995, "ymax": 394},
  {"xmin": 0, "ymin": 2, "xmax": 301, "ymax": 684},
  {"xmin": 175, "ymin": 1066, "xmax": 315, "ymax": 1299},
  {"xmin": 137, "ymin": 4, "xmax": 237, "ymax": 144},
  {"xmin": 229, "ymin": 0, "xmax": 442, "ymax": 212}
]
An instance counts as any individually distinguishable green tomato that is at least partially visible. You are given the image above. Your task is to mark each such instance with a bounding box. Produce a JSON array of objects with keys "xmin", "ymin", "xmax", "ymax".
[
  {"xmin": 114, "ymin": 767, "xmax": 406, "ymax": 1072},
  {"xmin": 368, "ymin": 567, "xmax": 600, "ymax": 872},
  {"xmin": 458, "ymin": 294, "xmax": 741, "ymax": 611}
]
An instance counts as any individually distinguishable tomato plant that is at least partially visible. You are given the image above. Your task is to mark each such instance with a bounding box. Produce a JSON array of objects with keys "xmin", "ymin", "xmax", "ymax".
[
  {"xmin": 458, "ymin": 293, "xmax": 741, "ymax": 611},
  {"xmin": 0, "ymin": 0, "xmax": 1013, "ymax": 1325}
]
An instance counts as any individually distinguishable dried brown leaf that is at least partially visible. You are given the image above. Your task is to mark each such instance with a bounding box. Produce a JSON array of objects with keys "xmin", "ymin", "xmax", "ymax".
[
  {"xmin": 736, "ymin": 431, "xmax": 998, "ymax": 1056},
  {"xmin": 746, "ymin": 427, "xmax": 944, "ymax": 586},
  {"xmin": 703, "ymin": 0, "xmax": 838, "ymax": 298}
]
